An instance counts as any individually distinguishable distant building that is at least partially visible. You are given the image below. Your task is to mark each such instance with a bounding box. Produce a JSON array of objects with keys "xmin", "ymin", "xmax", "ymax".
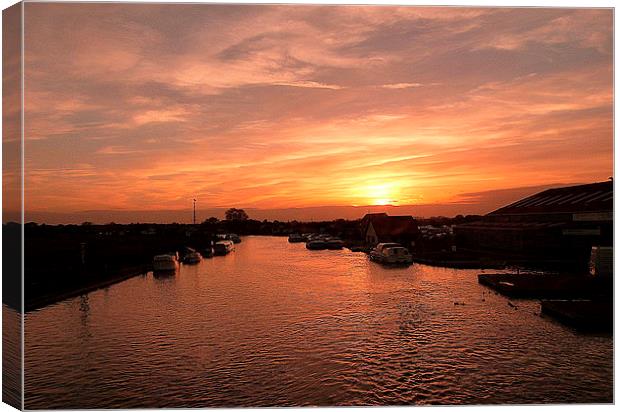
[
  {"xmin": 361, "ymin": 213, "xmax": 419, "ymax": 247},
  {"xmin": 454, "ymin": 181, "xmax": 613, "ymax": 269}
]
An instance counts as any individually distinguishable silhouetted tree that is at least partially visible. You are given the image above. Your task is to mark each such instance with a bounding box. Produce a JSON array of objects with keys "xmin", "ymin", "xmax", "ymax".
[{"xmin": 225, "ymin": 208, "xmax": 249, "ymax": 221}]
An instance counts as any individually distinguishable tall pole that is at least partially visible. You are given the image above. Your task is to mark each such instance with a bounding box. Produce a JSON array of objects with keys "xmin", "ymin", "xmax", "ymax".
[{"xmin": 193, "ymin": 198, "xmax": 196, "ymax": 225}]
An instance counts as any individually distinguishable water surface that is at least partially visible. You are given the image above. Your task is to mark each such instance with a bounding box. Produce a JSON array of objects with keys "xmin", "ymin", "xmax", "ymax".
[{"xmin": 25, "ymin": 236, "xmax": 613, "ymax": 407}]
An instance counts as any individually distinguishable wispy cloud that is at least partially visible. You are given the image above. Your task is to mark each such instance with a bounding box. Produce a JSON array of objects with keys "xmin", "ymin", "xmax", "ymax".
[
  {"xmin": 20, "ymin": 4, "xmax": 612, "ymax": 218},
  {"xmin": 96, "ymin": 146, "xmax": 141, "ymax": 155},
  {"xmin": 273, "ymin": 80, "xmax": 344, "ymax": 90},
  {"xmin": 380, "ymin": 82, "xmax": 423, "ymax": 89}
]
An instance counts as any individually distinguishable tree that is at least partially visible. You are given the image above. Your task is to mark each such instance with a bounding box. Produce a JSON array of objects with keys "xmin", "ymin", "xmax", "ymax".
[{"xmin": 225, "ymin": 208, "xmax": 249, "ymax": 221}]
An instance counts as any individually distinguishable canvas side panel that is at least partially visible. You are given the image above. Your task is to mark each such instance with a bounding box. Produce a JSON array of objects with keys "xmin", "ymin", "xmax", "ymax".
[{"xmin": 3, "ymin": 2, "xmax": 23, "ymax": 410}]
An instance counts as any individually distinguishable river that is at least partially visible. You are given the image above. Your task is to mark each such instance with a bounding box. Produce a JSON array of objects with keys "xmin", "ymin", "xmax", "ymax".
[{"xmin": 24, "ymin": 236, "xmax": 613, "ymax": 407}]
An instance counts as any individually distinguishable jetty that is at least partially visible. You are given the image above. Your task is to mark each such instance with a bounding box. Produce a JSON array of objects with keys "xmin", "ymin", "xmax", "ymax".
[
  {"xmin": 477, "ymin": 273, "xmax": 606, "ymax": 299},
  {"xmin": 540, "ymin": 299, "xmax": 612, "ymax": 333},
  {"xmin": 478, "ymin": 272, "xmax": 612, "ymax": 333}
]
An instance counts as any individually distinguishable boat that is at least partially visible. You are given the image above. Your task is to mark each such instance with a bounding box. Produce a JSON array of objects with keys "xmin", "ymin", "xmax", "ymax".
[
  {"xmin": 153, "ymin": 253, "xmax": 179, "ymax": 271},
  {"xmin": 217, "ymin": 233, "xmax": 241, "ymax": 243},
  {"xmin": 214, "ymin": 240, "xmax": 235, "ymax": 255},
  {"xmin": 325, "ymin": 238, "xmax": 344, "ymax": 250},
  {"xmin": 183, "ymin": 248, "xmax": 202, "ymax": 264},
  {"xmin": 369, "ymin": 243, "xmax": 413, "ymax": 265},
  {"xmin": 202, "ymin": 247, "xmax": 214, "ymax": 258},
  {"xmin": 304, "ymin": 233, "xmax": 321, "ymax": 242},
  {"xmin": 306, "ymin": 240, "xmax": 328, "ymax": 250},
  {"xmin": 288, "ymin": 233, "xmax": 304, "ymax": 243},
  {"xmin": 228, "ymin": 234, "xmax": 241, "ymax": 244},
  {"xmin": 369, "ymin": 243, "xmax": 400, "ymax": 260}
]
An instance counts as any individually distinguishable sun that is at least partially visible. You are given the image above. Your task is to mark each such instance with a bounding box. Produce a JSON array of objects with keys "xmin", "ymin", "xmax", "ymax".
[
  {"xmin": 360, "ymin": 183, "xmax": 399, "ymax": 206},
  {"xmin": 348, "ymin": 181, "xmax": 403, "ymax": 206},
  {"xmin": 373, "ymin": 198, "xmax": 392, "ymax": 206}
]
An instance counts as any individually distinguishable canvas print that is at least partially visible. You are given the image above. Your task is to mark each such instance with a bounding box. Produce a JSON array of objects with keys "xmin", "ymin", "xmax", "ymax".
[{"xmin": 2, "ymin": 1, "xmax": 614, "ymax": 409}]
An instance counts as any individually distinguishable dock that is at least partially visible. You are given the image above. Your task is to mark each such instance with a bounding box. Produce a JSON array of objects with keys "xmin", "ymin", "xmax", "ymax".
[
  {"xmin": 478, "ymin": 273, "xmax": 612, "ymax": 333},
  {"xmin": 541, "ymin": 300, "xmax": 613, "ymax": 333},
  {"xmin": 477, "ymin": 273, "xmax": 604, "ymax": 299}
]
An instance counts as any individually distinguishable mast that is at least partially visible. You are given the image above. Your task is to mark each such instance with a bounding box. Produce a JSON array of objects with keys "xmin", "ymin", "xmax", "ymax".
[{"xmin": 193, "ymin": 198, "xmax": 196, "ymax": 225}]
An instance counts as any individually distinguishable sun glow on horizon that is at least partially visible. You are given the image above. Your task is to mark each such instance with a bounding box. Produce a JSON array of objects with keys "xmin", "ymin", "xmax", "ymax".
[{"xmin": 352, "ymin": 183, "xmax": 402, "ymax": 207}]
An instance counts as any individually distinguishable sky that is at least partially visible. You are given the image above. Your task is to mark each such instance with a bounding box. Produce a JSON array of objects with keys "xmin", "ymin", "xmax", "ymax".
[{"xmin": 13, "ymin": 4, "xmax": 614, "ymax": 222}]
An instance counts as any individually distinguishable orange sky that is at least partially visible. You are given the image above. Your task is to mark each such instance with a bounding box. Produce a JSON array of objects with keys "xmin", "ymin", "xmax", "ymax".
[{"xmin": 12, "ymin": 4, "xmax": 614, "ymax": 222}]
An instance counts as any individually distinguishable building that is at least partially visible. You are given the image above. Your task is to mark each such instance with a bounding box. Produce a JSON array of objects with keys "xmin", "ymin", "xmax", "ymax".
[
  {"xmin": 454, "ymin": 181, "xmax": 613, "ymax": 270},
  {"xmin": 361, "ymin": 213, "xmax": 419, "ymax": 247}
]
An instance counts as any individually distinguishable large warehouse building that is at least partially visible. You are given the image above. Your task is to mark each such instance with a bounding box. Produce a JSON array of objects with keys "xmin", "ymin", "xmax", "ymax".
[{"xmin": 454, "ymin": 181, "xmax": 613, "ymax": 270}]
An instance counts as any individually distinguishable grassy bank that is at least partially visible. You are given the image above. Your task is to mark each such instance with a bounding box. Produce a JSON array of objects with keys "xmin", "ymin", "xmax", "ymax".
[{"xmin": 26, "ymin": 264, "xmax": 151, "ymax": 312}]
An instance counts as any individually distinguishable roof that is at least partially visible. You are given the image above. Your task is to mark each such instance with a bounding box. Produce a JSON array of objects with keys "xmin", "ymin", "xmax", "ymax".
[
  {"xmin": 489, "ymin": 181, "xmax": 613, "ymax": 216},
  {"xmin": 363, "ymin": 213, "xmax": 418, "ymax": 237},
  {"xmin": 455, "ymin": 221, "xmax": 566, "ymax": 230}
]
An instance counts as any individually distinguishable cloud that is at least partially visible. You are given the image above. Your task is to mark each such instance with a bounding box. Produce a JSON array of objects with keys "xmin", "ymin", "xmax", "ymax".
[
  {"xmin": 380, "ymin": 82, "xmax": 423, "ymax": 89},
  {"xmin": 273, "ymin": 81, "xmax": 343, "ymax": 90},
  {"xmin": 132, "ymin": 108, "xmax": 190, "ymax": 125},
  {"xmin": 95, "ymin": 146, "xmax": 141, "ymax": 155},
  {"xmin": 20, "ymin": 4, "xmax": 613, "ymax": 219},
  {"xmin": 473, "ymin": 10, "xmax": 612, "ymax": 53}
]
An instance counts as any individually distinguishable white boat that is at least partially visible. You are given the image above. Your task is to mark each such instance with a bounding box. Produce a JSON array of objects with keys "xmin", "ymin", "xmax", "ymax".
[
  {"xmin": 369, "ymin": 243, "xmax": 400, "ymax": 259},
  {"xmin": 288, "ymin": 233, "xmax": 304, "ymax": 243},
  {"xmin": 183, "ymin": 249, "xmax": 202, "ymax": 264},
  {"xmin": 369, "ymin": 243, "xmax": 413, "ymax": 265},
  {"xmin": 305, "ymin": 233, "xmax": 323, "ymax": 242},
  {"xmin": 214, "ymin": 240, "xmax": 235, "ymax": 255},
  {"xmin": 153, "ymin": 253, "xmax": 179, "ymax": 271},
  {"xmin": 218, "ymin": 233, "xmax": 241, "ymax": 243}
]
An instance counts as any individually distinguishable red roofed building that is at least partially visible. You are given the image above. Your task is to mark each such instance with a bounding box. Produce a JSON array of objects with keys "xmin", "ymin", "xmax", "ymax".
[{"xmin": 361, "ymin": 213, "xmax": 419, "ymax": 247}]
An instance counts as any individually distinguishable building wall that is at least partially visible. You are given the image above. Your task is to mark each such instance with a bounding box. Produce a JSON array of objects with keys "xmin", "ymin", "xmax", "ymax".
[
  {"xmin": 365, "ymin": 223, "xmax": 378, "ymax": 245},
  {"xmin": 454, "ymin": 220, "xmax": 610, "ymax": 270}
]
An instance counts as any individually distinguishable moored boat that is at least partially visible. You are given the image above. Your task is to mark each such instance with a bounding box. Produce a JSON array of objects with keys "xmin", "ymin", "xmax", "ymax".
[
  {"xmin": 306, "ymin": 240, "xmax": 328, "ymax": 250},
  {"xmin": 288, "ymin": 233, "xmax": 304, "ymax": 243},
  {"xmin": 305, "ymin": 233, "xmax": 320, "ymax": 242},
  {"xmin": 369, "ymin": 243, "xmax": 413, "ymax": 265},
  {"xmin": 214, "ymin": 240, "xmax": 235, "ymax": 255},
  {"xmin": 325, "ymin": 238, "xmax": 344, "ymax": 250},
  {"xmin": 202, "ymin": 247, "xmax": 214, "ymax": 258},
  {"xmin": 153, "ymin": 253, "xmax": 179, "ymax": 271},
  {"xmin": 183, "ymin": 248, "xmax": 202, "ymax": 264}
]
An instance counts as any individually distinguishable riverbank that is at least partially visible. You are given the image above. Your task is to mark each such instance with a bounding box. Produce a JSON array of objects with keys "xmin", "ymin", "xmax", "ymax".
[
  {"xmin": 23, "ymin": 222, "xmax": 220, "ymax": 312},
  {"xmin": 26, "ymin": 264, "xmax": 151, "ymax": 312}
]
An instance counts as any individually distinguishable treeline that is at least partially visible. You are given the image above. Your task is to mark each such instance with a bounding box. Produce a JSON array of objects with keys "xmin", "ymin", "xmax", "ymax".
[
  {"xmin": 19, "ymin": 209, "xmax": 482, "ymax": 238},
  {"xmin": 20, "ymin": 218, "xmax": 364, "ymax": 240}
]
